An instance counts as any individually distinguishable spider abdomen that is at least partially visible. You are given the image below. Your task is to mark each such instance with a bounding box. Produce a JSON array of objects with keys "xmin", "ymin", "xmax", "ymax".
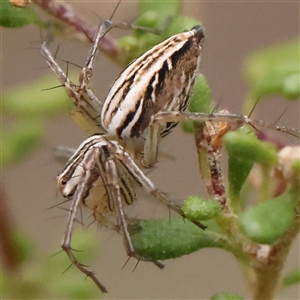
[{"xmin": 101, "ymin": 26, "xmax": 204, "ymax": 140}]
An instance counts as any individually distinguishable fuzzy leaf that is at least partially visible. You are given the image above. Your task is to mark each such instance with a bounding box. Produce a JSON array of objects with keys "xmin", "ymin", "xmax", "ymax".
[
  {"xmin": 130, "ymin": 217, "xmax": 229, "ymax": 260},
  {"xmin": 182, "ymin": 196, "xmax": 221, "ymax": 221},
  {"xmin": 239, "ymin": 191, "xmax": 296, "ymax": 244}
]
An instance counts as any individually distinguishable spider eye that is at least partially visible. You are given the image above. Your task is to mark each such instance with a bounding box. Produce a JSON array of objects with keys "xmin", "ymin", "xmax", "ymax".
[{"xmin": 58, "ymin": 177, "xmax": 67, "ymax": 186}]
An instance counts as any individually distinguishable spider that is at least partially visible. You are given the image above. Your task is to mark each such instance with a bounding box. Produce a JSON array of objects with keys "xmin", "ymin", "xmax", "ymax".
[
  {"xmin": 41, "ymin": 17, "xmax": 299, "ymax": 293},
  {"xmin": 41, "ymin": 20, "xmax": 207, "ymax": 292}
]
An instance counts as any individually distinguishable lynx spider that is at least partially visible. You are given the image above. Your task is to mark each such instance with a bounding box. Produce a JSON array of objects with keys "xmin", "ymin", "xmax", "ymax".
[{"xmin": 41, "ymin": 17, "xmax": 299, "ymax": 293}]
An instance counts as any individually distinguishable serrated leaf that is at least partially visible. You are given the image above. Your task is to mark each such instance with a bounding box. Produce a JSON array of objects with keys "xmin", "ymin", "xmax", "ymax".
[
  {"xmin": 239, "ymin": 191, "xmax": 296, "ymax": 244},
  {"xmin": 0, "ymin": 0, "xmax": 41, "ymax": 27},
  {"xmin": 130, "ymin": 217, "xmax": 230, "ymax": 260}
]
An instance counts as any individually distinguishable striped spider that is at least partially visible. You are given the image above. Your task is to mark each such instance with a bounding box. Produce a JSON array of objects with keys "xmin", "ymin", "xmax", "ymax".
[
  {"xmin": 42, "ymin": 21, "xmax": 205, "ymax": 292},
  {"xmin": 41, "ymin": 18, "xmax": 299, "ymax": 293}
]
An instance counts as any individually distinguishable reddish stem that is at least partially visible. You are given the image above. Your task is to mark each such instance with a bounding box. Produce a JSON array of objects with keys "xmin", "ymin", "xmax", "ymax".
[
  {"xmin": 31, "ymin": 0, "xmax": 118, "ymax": 59},
  {"xmin": 0, "ymin": 185, "xmax": 20, "ymax": 272}
]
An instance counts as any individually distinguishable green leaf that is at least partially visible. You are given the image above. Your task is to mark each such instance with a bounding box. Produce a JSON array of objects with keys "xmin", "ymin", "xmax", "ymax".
[
  {"xmin": 182, "ymin": 196, "xmax": 221, "ymax": 222},
  {"xmin": 243, "ymin": 40, "xmax": 300, "ymax": 111},
  {"xmin": 223, "ymin": 127, "xmax": 278, "ymax": 166},
  {"xmin": 0, "ymin": 0, "xmax": 41, "ymax": 27},
  {"xmin": 223, "ymin": 126, "xmax": 278, "ymax": 200},
  {"xmin": 10, "ymin": 229, "xmax": 35, "ymax": 265},
  {"xmin": 138, "ymin": 0, "xmax": 181, "ymax": 18},
  {"xmin": 188, "ymin": 75, "xmax": 212, "ymax": 113},
  {"xmin": 182, "ymin": 75, "xmax": 212, "ymax": 133},
  {"xmin": 118, "ymin": 12, "xmax": 200, "ymax": 67},
  {"xmin": 239, "ymin": 190, "xmax": 296, "ymax": 244},
  {"xmin": 224, "ymin": 126, "xmax": 256, "ymax": 200},
  {"xmin": 211, "ymin": 293, "xmax": 244, "ymax": 300},
  {"xmin": 138, "ymin": 0, "xmax": 181, "ymax": 27},
  {"xmin": 130, "ymin": 217, "xmax": 230, "ymax": 260},
  {"xmin": 1, "ymin": 121, "xmax": 43, "ymax": 167},
  {"xmin": 282, "ymin": 267, "xmax": 300, "ymax": 288},
  {"xmin": 2, "ymin": 75, "xmax": 72, "ymax": 118}
]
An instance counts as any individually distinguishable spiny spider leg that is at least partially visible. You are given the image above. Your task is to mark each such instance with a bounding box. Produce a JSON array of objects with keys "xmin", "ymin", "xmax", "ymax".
[
  {"xmin": 148, "ymin": 111, "xmax": 300, "ymax": 140},
  {"xmin": 80, "ymin": 18, "xmax": 115, "ymax": 88},
  {"xmin": 103, "ymin": 149, "xmax": 165, "ymax": 268},
  {"xmin": 58, "ymin": 135, "xmax": 205, "ymax": 280},
  {"xmin": 59, "ymin": 134, "xmax": 186, "ymax": 291},
  {"xmin": 41, "ymin": 22, "xmax": 108, "ymax": 135},
  {"xmin": 61, "ymin": 147, "xmax": 108, "ymax": 293}
]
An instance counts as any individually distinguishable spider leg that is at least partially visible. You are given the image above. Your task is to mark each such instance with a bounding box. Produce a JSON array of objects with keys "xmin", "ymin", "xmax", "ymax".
[
  {"xmin": 162, "ymin": 111, "xmax": 299, "ymax": 137},
  {"xmin": 108, "ymin": 141, "xmax": 206, "ymax": 230},
  {"xmin": 142, "ymin": 110, "xmax": 241, "ymax": 167},
  {"xmin": 40, "ymin": 21, "xmax": 109, "ymax": 134},
  {"xmin": 144, "ymin": 110, "xmax": 300, "ymax": 164},
  {"xmin": 103, "ymin": 151, "xmax": 164, "ymax": 268},
  {"xmin": 61, "ymin": 149, "xmax": 108, "ymax": 293}
]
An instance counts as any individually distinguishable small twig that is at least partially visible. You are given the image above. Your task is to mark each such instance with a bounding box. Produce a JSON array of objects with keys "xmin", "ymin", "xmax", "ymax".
[{"xmin": 31, "ymin": 0, "xmax": 119, "ymax": 59}]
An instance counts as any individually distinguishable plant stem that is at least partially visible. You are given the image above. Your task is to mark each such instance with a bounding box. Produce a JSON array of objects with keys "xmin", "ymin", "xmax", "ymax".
[{"xmin": 253, "ymin": 200, "xmax": 300, "ymax": 299}]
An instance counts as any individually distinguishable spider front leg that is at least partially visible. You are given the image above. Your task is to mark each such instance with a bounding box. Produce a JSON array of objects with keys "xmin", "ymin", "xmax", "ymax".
[
  {"xmin": 60, "ymin": 148, "xmax": 108, "ymax": 293},
  {"xmin": 40, "ymin": 19, "xmax": 112, "ymax": 135}
]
